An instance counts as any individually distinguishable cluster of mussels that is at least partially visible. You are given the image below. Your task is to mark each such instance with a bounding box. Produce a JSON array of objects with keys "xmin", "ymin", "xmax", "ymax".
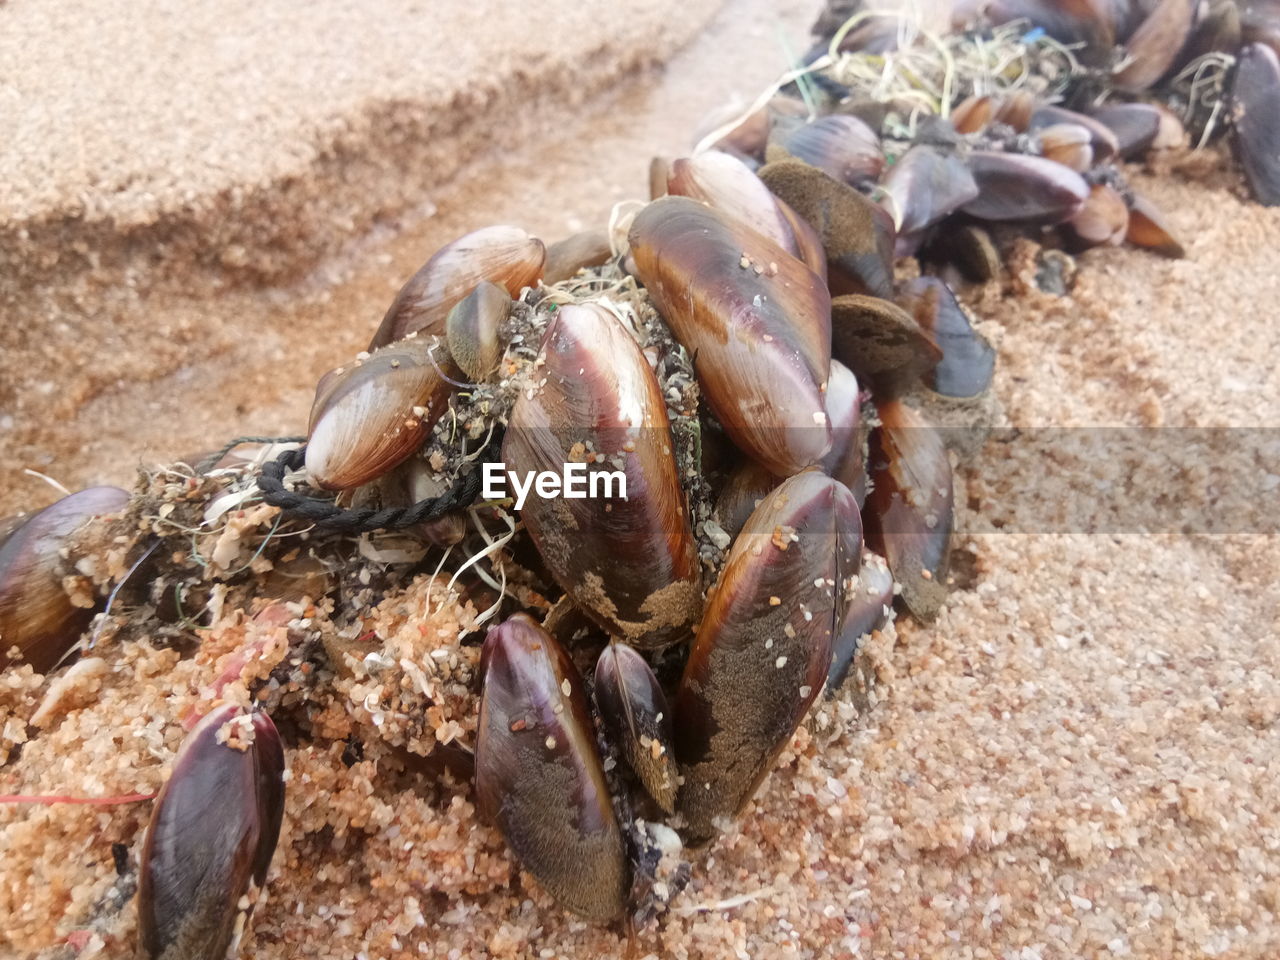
[{"xmin": 2, "ymin": 1, "xmax": 1277, "ymax": 955}]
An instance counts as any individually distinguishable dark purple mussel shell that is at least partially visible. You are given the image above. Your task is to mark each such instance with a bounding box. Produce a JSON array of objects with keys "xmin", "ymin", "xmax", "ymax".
[
  {"xmin": 1241, "ymin": 0, "xmax": 1280, "ymax": 55},
  {"xmin": 675, "ymin": 471, "xmax": 861, "ymax": 842},
  {"xmin": 768, "ymin": 115, "xmax": 885, "ymax": 188},
  {"xmin": 503, "ymin": 302, "xmax": 702, "ymax": 648},
  {"xmin": 1112, "ymin": 0, "xmax": 1197, "ymax": 91},
  {"xmin": 1232, "ymin": 43, "xmax": 1280, "ymax": 206},
  {"xmin": 879, "ymin": 144, "xmax": 979, "ymax": 235},
  {"xmin": 961, "ymin": 152, "xmax": 1090, "ymax": 223},
  {"xmin": 826, "ymin": 549, "xmax": 894, "ymax": 692},
  {"xmin": 820, "ymin": 359, "xmax": 868, "ymax": 507},
  {"xmin": 594, "ymin": 642, "xmax": 678, "ymax": 813},
  {"xmin": 369, "ymin": 226, "xmax": 545, "ymax": 348},
  {"xmin": 628, "ymin": 196, "xmax": 833, "ymax": 476},
  {"xmin": 1125, "ymin": 192, "xmax": 1186, "ymax": 257},
  {"xmin": 0, "ymin": 486, "xmax": 129, "ymax": 674},
  {"xmin": 920, "ymin": 224, "xmax": 1002, "ymax": 283},
  {"xmin": 445, "ymin": 280, "xmax": 510, "ymax": 383},
  {"xmin": 476, "ymin": 614, "xmax": 628, "ymax": 921},
  {"xmin": 1090, "ymin": 102, "xmax": 1162, "ymax": 158},
  {"xmin": 712, "ymin": 461, "xmax": 783, "ymax": 542},
  {"xmin": 667, "ymin": 150, "xmax": 799, "ymax": 254},
  {"xmin": 830, "ymin": 294, "xmax": 942, "ymax": 398},
  {"xmin": 757, "ymin": 158, "xmax": 896, "ymax": 299},
  {"xmin": 898, "ymin": 277, "xmax": 995, "ymax": 399},
  {"xmin": 138, "ymin": 705, "xmax": 285, "ymax": 960},
  {"xmin": 305, "ymin": 334, "xmax": 454, "ymax": 491},
  {"xmin": 864, "ymin": 400, "xmax": 953, "ymax": 622}
]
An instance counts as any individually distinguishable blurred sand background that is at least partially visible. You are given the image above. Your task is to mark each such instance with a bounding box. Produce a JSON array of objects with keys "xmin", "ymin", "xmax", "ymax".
[{"xmin": 3, "ymin": 0, "xmax": 1280, "ymax": 958}]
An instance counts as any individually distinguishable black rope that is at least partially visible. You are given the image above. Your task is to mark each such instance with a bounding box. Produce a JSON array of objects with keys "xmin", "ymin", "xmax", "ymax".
[{"xmin": 255, "ymin": 435, "xmax": 498, "ymax": 533}]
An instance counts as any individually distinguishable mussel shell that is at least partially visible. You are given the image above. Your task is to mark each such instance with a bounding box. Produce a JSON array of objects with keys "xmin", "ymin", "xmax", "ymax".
[
  {"xmin": 628, "ymin": 196, "xmax": 833, "ymax": 477},
  {"xmin": 1125, "ymin": 192, "xmax": 1186, "ymax": 257},
  {"xmin": 594, "ymin": 642, "xmax": 678, "ymax": 813},
  {"xmin": 831, "ymin": 294, "xmax": 942, "ymax": 398},
  {"xmin": 369, "ymin": 225, "xmax": 545, "ymax": 348},
  {"xmin": 880, "ymin": 144, "xmax": 979, "ymax": 235},
  {"xmin": 1113, "ymin": 0, "xmax": 1197, "ymax": 91},
  {"xmin": 543, "ymin": 230, "xmax": 614, "ymax": 285},
  {"xmin": 897, "ymin": 277, "xmax": 996, "ymax": 399},
  {"xmin": 1232, "ymin": 43, "xmax": 1280, "ymax": 206},
  {"xmin": 1037, "ymin": 123, "xmax": 1095, "ymax": 173},
  {"xmin": 1090, "ymin": 103, "xmax": 1162, "ymax": 158},
  {"xmin": 1241, "ymin": 0, "xmax": 1280, "ymax": 55},
  {"xmin": 476, "ymin": 614, "xmax": 628, "ymax": 921},
  {"xmin": 305, "ymin": 334, "xmax": 453, "ymax": 491},
  {"xmin": 712, "ymin": 461, "xmax": 783, "ymax": 542},
  {"xmin": 675, "ymin": 471, "xmax": 861, "ymax": 842},
  {"xmin": 826, "ymin": 549, "xmax": 894, "ymax": 692},
  {"xmin": 949, "ymin": 94, "xmax": 997, "ymax": 134},
  {"xmin": 758, "ymin": 159, "xmax": 896, "ymax": 299},
  {"xmin": 864, "ymin": 400, "xmax": 953, "ymax": 622},
  {"xmin": 920, "ymin": 224, "xmax": 1002, "ymax": 283},
  {"xmin": 1064, "ymin": 183, "xmax": 1131, "ymax": 249},
  {"xmin": 775, "ymin": 196, "xmax": 829, "ymax": 283},
  {"xmin": 503, "ymin": 302, "xmax": 702, "ymax": 648},
  {"xmin": 961, "ymin": 152, "xmax": 1090, "ymax": 223},
  {"xmin": 445, "ymin": 280, "xmax": 510, "ymax": 383},
  {"xmin": 1176, "ymin": 0, "xmax": 1241, "ymax": 69},
  {"xmin": 138, "ymin": 705, "xmax": 285, "ymax": 960},
  {"xmin": 667, "ymin": 150, "xmax": 798, "ymax": 254},
  {"xmin": 1028, "ymin": 105, "xmax": 1121, "ymax": 162},
  {"xmin": 0, "ymin": 486, "xmax": 129, "ymax": 674},
  {"xmin": 819, "ymin": 359, "xmax": 868, "ymax": 507},
  {"xmin": 768, "ymin": 115, "xmax": 886, "ymax": 188}
]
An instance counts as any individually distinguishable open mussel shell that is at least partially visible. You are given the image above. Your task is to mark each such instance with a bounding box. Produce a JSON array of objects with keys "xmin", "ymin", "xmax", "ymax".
[
  {"xmin": 0, "ymin": 486, "xmax": 129, "ymax": 674},
  {"xmin": 594, "ymin": 642, "xmax": 678, "ymax": 813},
  {"xmin": 675, "ymin": 470, "xmax": 861, "ymax": 843},
  {"xmin": 826, "ymin": 549, "xmax": 894, "ymax": 693},
  {"xmin": 503, "ymin": 302, "xmax": 701, "ymax": 648},
  {"xmin": 1232, "ymin": 43, "xmax": 1280, "ymax": 206},
  {"xmin": 819, "ymin": 359, "xmax": 868, "ymax": 507},
  {"xmin": 445, "ymin": 280, "xmax": 510, "ymax": 383},
  {"xmin": 306, "ymin": 334, "xmax": 454, "ymax": 491},
  {"xmin": 628, "ymin": 196, "xmax": 833, "ymax": 477},
  {"xmin": 898, "ymin": 277, "xmax": 995, "ymax": 399},
  {"xmin": 476, "ymin": 614, "xmax": 628, "ymax": 921},
  {"xmin": 1064, "ymin": 184, "xmax": 1131, "ymax": 250},
  {"xmin": 831, "ymin": 294, "xmax": 942, "ymax": 398},
  {"xmin": 667, "ymin": 150, "xmax": 799, "ymax": 255},
  {"xmin": 369, "ymin": 225, "xmax": 545, "ymax": 348},
  {"xmin": 758, "ymin": 159, "xmax": 896, "ymax": 299},
  {"xmin": 880, "ymin": 144, "xmax": 978, "ymax": 235},
  {"xmin": 1028, "ymin": 106, "xmax": 1120, "ymax": 162},
  {"xmin": 138, "ymin": 705, "xmax": 285, "ymax": 960},
  {"xmin": 961, "ymin": 152, "xmax": 1089, "ymax": 223},
  {"xmin": 1090, "ymin": 102, "xmax": 1162, "ymax": 158},
  {"xmin": 1113, "ymin": 0, "xmax": 1197, "ymax": 91},
  {"xmin": 767, "ymin": 115, "xmax": 885, "ymax": 189},
  {"xmin": 864, "ymin": 400, "xmax": 953, "ymax": 622},
  {"xmin": 543, "ymin": 230, "xmax": 613, "ymax": 285},
  {"xmin": 1125, "ymin": 192, "xmax": 1186, "ymax": 257}
]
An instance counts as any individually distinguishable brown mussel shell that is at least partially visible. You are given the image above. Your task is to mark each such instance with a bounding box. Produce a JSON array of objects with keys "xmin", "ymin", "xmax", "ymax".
[
  {"xmin": 1037, "ymin": 123, "xmax": 1095, "ymax": 173},
  {"xmin": 503, "ymin": 302, "xmax": 702, "ymax": 649},
  {"xmin": 675, "ymin": 470, "xmax": 861, "ymax": 842},
  {"xmin": 445, "ymin": 280, "xmax": 510, "ymax": 383},
  {"xmin": 830, "ymin": 294, "xmax": 942, "ymax": 399},
  {"xmin": 712, "ymin": 461, "xmax": 784, "ymax": 542},
  {"xmin": 961, "ymin": 152, "xmax": 1090, "ymax": 223},
  {"xmin": 0, "ymin": 486, "xmax": 129, "ymax": 674},
  {"xmin": 880, "ymin": 144, "xmax": 979, "ymax": 235},
  {"xmin": 767, "ymin": 115, "xmax": 886, "ymax": 188},
  {"xmin": 305, "ymin": 334, "xmax": 454, "ymax": 491},
  {"xmin": 826, "ymin": 549, "xmax": 894, "ymax": 693},
  {"xmin": 594, "ymin": 641, "xmax": 678, "ymax": 813},
  {"xmin": 543, "ymin": 230, "xmax": 614, "ymax": 285},
  {"xmin": 757, "ymin": 159, "xmax": 896, "ymax": 299},
  {"xmin": 1113, "ymin": 0, "xmax": 1197, "ymax": 92},
  {"xmin": 897, "ymin": 277, "xmax": 996, "ymax": 399},
  {"xmin": 1232, "ymin": 43, "xmax": 1280, "ymax": 206},
  {"xmin": 628, "ymin": 196, "xmax": 833, "ymax": 477},
  {"xmin": 667, "ymin": 150, "xmax": 799, "ymax": 255},
  {"xmin": 138, "ymin": 705, "xmax": 285, "ymax": 960},
  {"xmin": 476, "ymin": 614, "xmax": 628, "ymax": 921},
  {"xmin": 1028, "ymin": 106, "xmax": 1121, "ymax": 163},
  {"xmin": 1125, "ymin": 192, "xmax": 1186, "ymax": 257},
  {"xmin": 864, "ymin": 400, "xmax": 954, "ymax": 622},
  {"xmin": 369, "ymin": 225, "xmax": 545, "ymax": 348},
  {"xmin": 819, "ymin": 359, "xmax": 868, "ymax": 507},
  {"xmin": 1064, "ymin": 183, "xmax": 1131, "ymax": 250},
  {"xmin": 775, "ymin": 195, "xmax": 829, "ymax": 283},
  {"xmin": 920, "ymin": 224, "xmax": 1002, "ymax": 283}
]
